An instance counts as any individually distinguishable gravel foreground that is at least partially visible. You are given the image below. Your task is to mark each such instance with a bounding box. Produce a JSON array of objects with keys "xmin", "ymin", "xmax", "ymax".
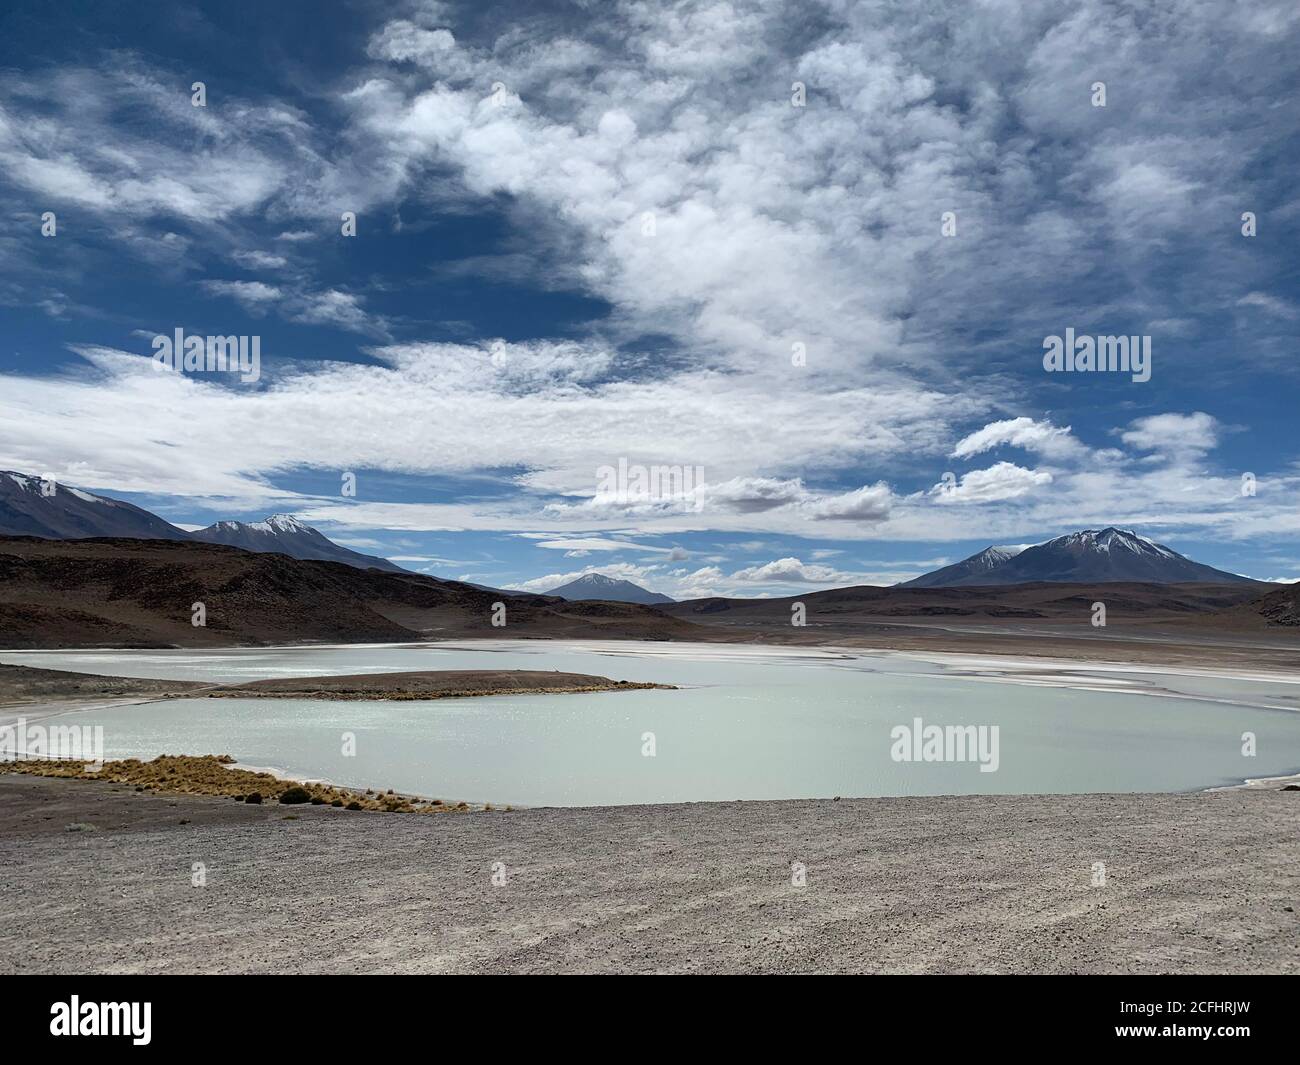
[{"xmin": 0, "ymin": 774, "xmax": 1295, "ymax": 974}]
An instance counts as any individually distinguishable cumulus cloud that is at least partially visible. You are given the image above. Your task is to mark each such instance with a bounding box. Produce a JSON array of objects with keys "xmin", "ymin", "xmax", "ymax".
[
  {"xmin": 728, "ymin": 557, "xmax": 860, "ymax": 584},
  {"xmin": 694, "ymin": 477, "xmax": 808, "ymax": 514},
  {"xmin": 800, "ymin": 484, "xmax": 893, "ymax": 522},
  {"xmin": 932, "ymin": 462, "xmax": 1053, "ymax": 504}
]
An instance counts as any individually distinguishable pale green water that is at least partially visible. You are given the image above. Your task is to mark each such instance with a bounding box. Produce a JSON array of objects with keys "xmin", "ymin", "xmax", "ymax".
[{"xmin": 4, "ymin": 641, "xmax": 1299, "ymax": 806}]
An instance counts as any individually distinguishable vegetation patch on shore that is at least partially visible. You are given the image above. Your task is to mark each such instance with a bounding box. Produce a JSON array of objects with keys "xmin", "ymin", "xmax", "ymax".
[{"xmin": 0, "ymin": 754, "xmax": 494, "ymax": 814}]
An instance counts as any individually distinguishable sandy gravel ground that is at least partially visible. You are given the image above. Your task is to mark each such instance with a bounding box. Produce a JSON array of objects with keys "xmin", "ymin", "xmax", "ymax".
[{"xmin": 0, "ymin": 774, "xmax": 1295, "ymax": 974}]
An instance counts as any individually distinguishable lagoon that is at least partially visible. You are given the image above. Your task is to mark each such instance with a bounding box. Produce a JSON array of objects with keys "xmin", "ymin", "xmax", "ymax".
[{"xmin": 3, "ymin": 641, "xmax": 1298, "ymax": 806}]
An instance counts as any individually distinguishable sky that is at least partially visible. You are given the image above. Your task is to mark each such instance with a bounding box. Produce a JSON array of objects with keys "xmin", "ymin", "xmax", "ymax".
[{"xmin": 1, "ymin": 0, "xmax": 1298, "ymax": 597}]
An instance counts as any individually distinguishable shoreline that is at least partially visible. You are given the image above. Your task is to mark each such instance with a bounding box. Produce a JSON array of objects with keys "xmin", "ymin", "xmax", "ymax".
[
  {"xmin": 4, "ymin": 622, "xmax": 1300, "ymax": 672},
  {"xmin": 0, "ymin": 754, "xmax": 495, "ymax": 814},
  {"xmin": 1209, "ymin": 770, "xmax": 1300, "ymax": 792},
  {"xmin": 7, "ymin": 635, "xmax": 1300, "ymax": 688},
  {"xmin": 4, "ymin": 742, "xmax": 1295, "ymax": 807},
  {"xmin": 0, "ymin": 663, "xmax": 676, "ymax": 719}
]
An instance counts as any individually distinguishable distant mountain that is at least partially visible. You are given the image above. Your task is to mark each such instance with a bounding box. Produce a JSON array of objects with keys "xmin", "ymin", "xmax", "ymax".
[
  {"xmin": 904, "ymin": 528, "xmax": 1256, "ymax": 587},
  {"xmin": 547, "ymin": 573, "xmax": 675, "ymax": 605},
  {"xmin": 190, "ymin": 515, "xmax": 404, "ymax": 573},
  {"xmin": 902, "ymin": 546, "xmax": 1023, "ymax": 588},
  {"xmin": 0, "ymin": 471, "xmax": 190, "ymax": 540}
]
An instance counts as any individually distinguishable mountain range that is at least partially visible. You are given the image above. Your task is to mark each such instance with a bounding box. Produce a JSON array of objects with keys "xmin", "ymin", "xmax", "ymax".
[
  {"xmin": 0, "ymin": 535, "xmax": 1293, "ymax": 653},
  {"xmin": 902, "ymin": 528, "xmax": 1255, "ymax": 587},
  {"xmin": 0, "ymin": 471, "xmax": 401, "ymax": 573},
  {"xmin": 546, "ymin": 573, "xmax": 675, "ymax": 604},
  {"xmin": 0, "ymin": 473, "xmax": 1263, "ymax": 595}
]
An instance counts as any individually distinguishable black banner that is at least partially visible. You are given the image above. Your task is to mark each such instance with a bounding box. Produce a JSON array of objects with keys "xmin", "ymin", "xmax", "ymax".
[{"xmin": 4, "ymin": 975, "xmax": 1293, "ymax": 1051}]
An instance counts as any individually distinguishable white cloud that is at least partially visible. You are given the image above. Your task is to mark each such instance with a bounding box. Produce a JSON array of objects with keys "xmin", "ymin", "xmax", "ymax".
[
  {"xmin": 285, "ymin": 289, "xmax": 385, "ymax": 336},
  {"xmin": 1236, "ymin": 292, "xmax": 1299, "ymax": 320},
  {"xmin": 1120, "ymin": 412, "xmax": 1219, "ymax": 457},
  {"xmin": 508, "ymin": 561, "xmax": 666, "ymax": 594},
  {"xmin": 531, "ymin": 536, "xmax": 685, "ymax": 556},
  {"xmin": 801, "ymin": 483, "xmax": 893, "ymax": 522},
  {"xmin": 729, "ymin": 557, "xmax": 859, "ymax": 584},
  {"xmin": 694, "ymin": 477, "xmax": 808, "ymax": 514},
  {"xmin": 202, "ymin": 282, "xmax": 387, "ymax": 336},
  {"xmin": 202, "ymin": 280, "xmax": 283, "ymax": 307},
  {"xmin": 234, "ymin": 251, "xmax": 289, "ymax": 270},
  {"xmin": 951, "ymin": 417, "xmax": 1080, "ymax": 461},
  {"xmin": 0, "ymin": 65, "xmax": 309, "ymax": 223},
  {"xmin": 932, "ymin": 462, "xmax": 1053, "ymax": 504}
]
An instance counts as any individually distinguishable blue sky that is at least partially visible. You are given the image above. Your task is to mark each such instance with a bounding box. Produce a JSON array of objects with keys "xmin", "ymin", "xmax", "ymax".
[{"xmin": 1, "ymin": 0, "xmax": 1298, "ymax": 596}]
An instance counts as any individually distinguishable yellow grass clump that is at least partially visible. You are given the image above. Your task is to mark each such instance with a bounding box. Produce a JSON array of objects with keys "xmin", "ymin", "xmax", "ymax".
[{"xmin": 0, "ymin": 754, "xmax": 492, "ymax": 815}]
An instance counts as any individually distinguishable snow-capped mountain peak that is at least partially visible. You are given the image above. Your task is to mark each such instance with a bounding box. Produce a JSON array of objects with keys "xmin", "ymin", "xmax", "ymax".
[
  {"xmin": 253, "ymin": 514, "xmax": 311, "ymax": 533},
  {"xmin": 901, "ymin": 544, "xmax": 1022, "ymax": 587},
  {"xmin": 190, "ymin": 514, "xmax": 403, "ymax": 572},
  {"xmin": 903, "ymin": 527, "xmax": 1256, "ymax": 587},
  {"xmin": 0, "ymin": 471, "xmax": 189, "ymax": 540},
  {"xmin": 1044, "ymin": 527, "xmax": 1181, "ymax": 560},
  {"xmin": 973, "ymin": 545, "xmax": 1022, "ymax": 565},
  {"xmin": 0, "ymin": 473, "xmax": 402, "ymax": 572}
]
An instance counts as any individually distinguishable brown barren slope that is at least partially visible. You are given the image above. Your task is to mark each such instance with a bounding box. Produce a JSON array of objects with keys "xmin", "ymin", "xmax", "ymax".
[
  {"xmin": 0, "ymin": 536, "xmax": 710, "ymax": 648},
  {"xmin": 0, "ymin": 662, "xmax": 209, "ymax": 704},
  {"xmin": 4, "ymin": 536, "xmax": 1297, "ymax": 670},
  {"xmin": 660, "ymin": 580, "xmax": 1300, "ymax": 668}
]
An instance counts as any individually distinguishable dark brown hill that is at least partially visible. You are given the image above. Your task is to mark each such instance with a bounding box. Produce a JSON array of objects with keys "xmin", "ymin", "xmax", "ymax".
[
  {"xmin": 0, "ymin": 536, "xmax": 707, "ymax": 648},
  {"xmin": 663, "ymin": 581, "xmax": 1266, "ymax": 628}
]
